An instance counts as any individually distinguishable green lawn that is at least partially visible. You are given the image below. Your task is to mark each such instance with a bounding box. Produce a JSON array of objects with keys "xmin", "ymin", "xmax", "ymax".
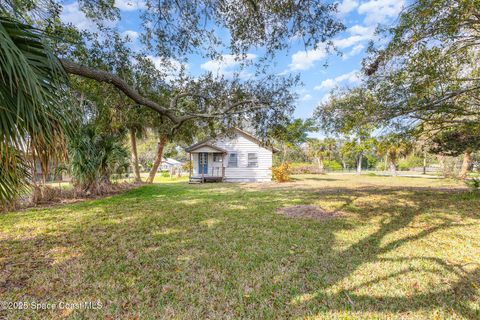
[{"xmin": 1, "ymin": 174, "xmax": 479, "ymax": 319}]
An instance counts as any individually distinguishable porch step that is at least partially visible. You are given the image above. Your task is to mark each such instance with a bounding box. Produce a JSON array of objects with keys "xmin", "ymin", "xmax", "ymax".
[
  {"xmin": 189, "ymin": 177, "xmax": 204, "ymax": 184},
  {"xmin": 203, "ymin": 176, "xmax": 223, "ymax": 182},
  {"xmin": 189, "ymin": 176, "xmax": 223, "ymax": 183}
]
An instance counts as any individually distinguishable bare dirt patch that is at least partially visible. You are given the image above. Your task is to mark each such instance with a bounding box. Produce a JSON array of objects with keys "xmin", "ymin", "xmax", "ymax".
[{"xmin": 277, "ymin": 205, "xmax": 340, "ymax": 220}]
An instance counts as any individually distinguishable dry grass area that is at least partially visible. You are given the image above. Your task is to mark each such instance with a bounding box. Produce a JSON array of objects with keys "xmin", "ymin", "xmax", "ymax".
[
  {"xmin": 277, "ymin": 205, "xmax": 340, "ymax": 220},
  {"xmin": 0, "ymin": 174, "xmax": 479, "ymax": 319}
]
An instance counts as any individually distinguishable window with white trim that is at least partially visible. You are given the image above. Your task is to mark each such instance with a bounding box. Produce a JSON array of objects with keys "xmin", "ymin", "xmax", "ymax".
[
  {"xmin": 228, "ymin": 152, "xmax": 238, "ymax": 167},
  {"xmin": 213, "ymin": 153, "xmax": 222, "ymax": 162},
  {"xmin": 247, "ymin": 153, "xmax": 258, "ymax": 167}
]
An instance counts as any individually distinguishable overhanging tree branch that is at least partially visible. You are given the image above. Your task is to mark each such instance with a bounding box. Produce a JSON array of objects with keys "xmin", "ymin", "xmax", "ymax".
[
  {"xmin": 61, "ymin": 59, "xmax": 183, "ymax": 123},
  {"xmin": 61, "ymin": 59, "xmax": 273, "ymax": 126}
]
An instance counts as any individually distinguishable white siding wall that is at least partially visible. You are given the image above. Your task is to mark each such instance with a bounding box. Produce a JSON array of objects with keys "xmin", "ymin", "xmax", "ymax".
[
  {"xmin": 217, "ymin": 133, "xmax": 272, "ymax": 182},
  {"xmin": 191, "ymin": 132, "xmax": 273, "ymax": 182}
]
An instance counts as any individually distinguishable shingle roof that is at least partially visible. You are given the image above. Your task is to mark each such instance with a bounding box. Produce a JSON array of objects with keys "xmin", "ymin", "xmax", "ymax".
[
  {"xmin": 185, "ymin": 142, "xmax": 228, "ymax": 153},
  {"xmin": 185, "ymin": 127, "xmax": 279, "ymax": 153}
]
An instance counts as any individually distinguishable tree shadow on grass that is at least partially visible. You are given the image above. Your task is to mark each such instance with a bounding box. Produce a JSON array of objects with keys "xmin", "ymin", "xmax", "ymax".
[
  {"xmin": 290, "ymin": 176, "xmax": 342, "ymax": 182},
  {"xmin": 268, "ymin": 187, "xmax": 479, "ymax": 318},
  {"xmin": 0, "ymin": 182, "xmax": 479, "ymax": 318}
]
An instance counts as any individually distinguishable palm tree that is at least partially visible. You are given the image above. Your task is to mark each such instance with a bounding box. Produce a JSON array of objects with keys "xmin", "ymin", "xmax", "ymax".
[
  {"xmin": 376, "ymin": 134, "xmax": 412, "ymax": 176},
  {"xmin": 306, "ymin": 139, "xmax": 325, "ymax": 173},
  {"xmin": 68, "ymin": 127, "xmax": 129, "ymax": 194},
  {"xmin": 0, "ymin": 16, "xmax": 69, "ymax": 206}
]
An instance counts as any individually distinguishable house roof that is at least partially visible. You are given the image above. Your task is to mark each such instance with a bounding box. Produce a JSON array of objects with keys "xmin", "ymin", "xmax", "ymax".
[
  {"xmin": 185, "ymin": 142, "xmax": 228, "ymax": 153},
  {"xmin": 185, "ymin": 128, "xmax": 279, "ymax": 153},
  {"xmin": 162, "ymin": 157, "xmax": 183, "ymax": 165},
  {"xmin": 232, "ymin": 128, "xmax": 280, "ymax": 153}
]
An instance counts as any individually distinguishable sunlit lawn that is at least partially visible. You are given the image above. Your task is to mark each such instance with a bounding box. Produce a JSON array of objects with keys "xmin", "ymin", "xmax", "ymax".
[
  {"xmin": 0, "ymin": 174, "xmax": 479, "ymax": 319},
  {"xmin": 44, "ymin": 172, "xmax": 188, "ymax": 190}
]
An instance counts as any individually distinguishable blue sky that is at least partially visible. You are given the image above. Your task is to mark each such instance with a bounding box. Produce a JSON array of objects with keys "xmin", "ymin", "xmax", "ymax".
[{"xmin": 60, "ymin": 0, "xmax": 405, "ymax": 121}]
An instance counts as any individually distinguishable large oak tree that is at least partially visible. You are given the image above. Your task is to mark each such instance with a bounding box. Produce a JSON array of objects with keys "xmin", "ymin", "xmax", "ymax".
[
  {"xmin": 1, "ymin": 0, "xmax": 345, "ymax": 203},
  {"xmin": 2, "ymin": 0, "xmax": 345, "ymax": 125}
]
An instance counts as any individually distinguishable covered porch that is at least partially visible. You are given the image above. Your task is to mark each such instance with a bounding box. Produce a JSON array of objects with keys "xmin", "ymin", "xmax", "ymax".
[{"xmin": 185, "ymin": 142, "xmax": 227, "ymax": 183}]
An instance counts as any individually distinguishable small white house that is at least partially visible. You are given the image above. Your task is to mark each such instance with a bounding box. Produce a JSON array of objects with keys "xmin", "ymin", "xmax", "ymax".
[
  {"xmin": 160, "ymin": 157, "xmax": 183, "ymax": 171},
  {"xmin": 185, "ymin": 128, "xmax": 277, "ymax": 183}
]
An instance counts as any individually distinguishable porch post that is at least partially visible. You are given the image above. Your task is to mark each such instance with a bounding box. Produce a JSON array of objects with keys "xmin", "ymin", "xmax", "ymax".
[
  {"xmin": 201, "ymin": 153, "xmax": 204, "ymax": 181},
  {"xmin": 189, "ymin": 152, "xmax": 192, "ymax": 178},
  {"xmin": 221, "ymin": 152, "xmax": 225, "ymax": 181}
]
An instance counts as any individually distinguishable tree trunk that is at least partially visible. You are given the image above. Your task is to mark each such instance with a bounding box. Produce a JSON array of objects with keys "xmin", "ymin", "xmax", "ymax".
[
  {"xmin": 316, "ymin": 157, "xmax": 324, "ymax": 173},
  {"xmin": 356, "ymin": 152, "xmax": 362, "ymax": 174},
  {"xmin": 422, "ymin": 151, "xmax": 427, "ymax": 175},
  {"xmin": 146, "ymin": 134, "xmax": 168, "ymax": 184},
  {"xmin": 389, "ymin": 161, "xmax": 397, "ymax": 176},
  {"xmin": 282, "ymin": 144, "xmax": 288, "ymax": 163},
  {"xmin": 129, "ymin": 128, "xmax": 142, "ymax": 183},
  {"xmin": 458, "ymin": 151, "xmax": 472, "ymax": 180},
  {"xmin": 438, "ymin": 155, "xmax": 446, "ymax": 176}
]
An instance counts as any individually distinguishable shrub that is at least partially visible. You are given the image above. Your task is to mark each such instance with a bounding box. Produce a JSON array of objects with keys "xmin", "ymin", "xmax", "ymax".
[
  {"xmin": 161, "ymin": 171, "xmax": 170, "ymax": 178},
  {"xmin": 272, "ymin": 162, "xmax": 292, "ymax": 182},
  {"xmin": 68, "ymin": 127, "xmax": 129, "ymax": 194},
  {"xmin": 290, "ymin": 162, "xmax": 318, "ymax": 174},
  {"xmin": 324, "ymin": 160, "xmax": 342, "ymax": 171},
  {"xmin": 182, "ymin": 161, "xmax": 192, "ymax": 172},
  {"xmin": 31, "ymin": 185, "xmax": 61, "ymax": 204},
  {"xmin": 375, "ymin": 161, "xmax": 386, "ymax": 171},
  {"xmin": 289, "ymin": 161, "xmax": 342, "ymax": 173},
  {"xmin": 465, "ymin": 178, "xmax": 480, "ymax": 192},
  {"xmin": 398, "ymin": 160, "xmax": 410, "ymax": 171},
  {"xmin": 398, "ymin": 155, "xmax": 425, "ymax": 171}
]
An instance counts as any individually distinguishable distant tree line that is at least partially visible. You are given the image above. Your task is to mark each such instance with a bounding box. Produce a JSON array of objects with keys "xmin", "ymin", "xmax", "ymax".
[
  {"xmin": 270, "ymin": 118, "xmax": 477, "ymax": 178},
  {"xmin": 313, "ymin": 0, "xmax": 480, "ymax": 179}
]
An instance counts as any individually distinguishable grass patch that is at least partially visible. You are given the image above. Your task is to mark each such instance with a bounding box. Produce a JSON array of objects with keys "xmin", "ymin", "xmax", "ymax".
[{"xmin": 0, "ymin": 174, "xmax": 479, "ymax": 319}]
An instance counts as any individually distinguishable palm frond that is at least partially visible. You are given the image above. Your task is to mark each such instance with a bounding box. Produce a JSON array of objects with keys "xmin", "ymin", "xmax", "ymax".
[
  {"xmin": 0, "ymin": 147, "xmax": 30, "ymax": 208},
  {"xmin": 0, "ymin": 15, "xmax": 69, "ymax": 205}
]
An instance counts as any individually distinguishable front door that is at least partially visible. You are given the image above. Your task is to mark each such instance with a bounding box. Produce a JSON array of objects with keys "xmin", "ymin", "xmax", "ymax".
[{"xmin": 198, "ymin": 153, "xmax": 208, "ymax": 175}]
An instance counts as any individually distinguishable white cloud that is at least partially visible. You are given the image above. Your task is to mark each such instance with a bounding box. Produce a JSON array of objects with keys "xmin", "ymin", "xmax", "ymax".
[
  {"xmin": 320, "ymin": 93, "xmax": 332, "ymax": 104},
  {"xmin": 283, "ymin": 1, "xmax": 400, "ymax": 72},
  {"xmin": 343, "ymin": 44, "xmax": 365, "ymax": 59},
  {"xmin": 115, "ymin": 0, "xmax": 146, "ymax": 11},
  {"xmin": 286, "ymin": 23, "xmax": 375, "ymax": 71},
  {"xmin": 314, "ymin": 70, "xmax": 361, "ymax": 90},
  {"xmin": 358, "ymin": 0, "xmax": 405, "ymax": 25},
  {"xmin": 60, "ymin": 2, "xmax": 92, "ymax": 30},
  {"xmin": 316, "ymin": 79, "xmax": 336, "ymax": 90},
  {"xmin": 333, "ymin": 24, "xmax": 376, "ymax": 49},
  {"xmin": 337, "ymin": 0, "xmax": 359, "ymax": 16},
  {"xmin": 348, "ymin": 24, "xmax": 376, "ymax": 36},
  {"xmin": 335, "ymin": 70, "xmax": 361, "ymax": 83},
  {"xmin": 147, "ymin": 56, "xmax": 186, "ymax": 71},
  {"xmin": 334, "ymin": 35, "xmax": 365, "ymax": 49},
  {"xmin": 350, "ymin": 44, "xmax": 365, "ymax": 55},
  {"xmin": 61, "ymin": 0, "xmax": 146, "ymax": 30},
  {"xmin": 122, "ymin": 30, "xmax": 139, "ymax": 42},
  {"xmin": 200, "ymin": 54, "xmax": 257, "ymax": 79},
  {"xmin": 301, "ymin": 94, "xmax": 313, "ymax": 101},
  {"xmin": 61, "ymin": 1, "xmax": 118, "ymax": 31},
  {"xmin": 146, "ymin": 56, "xmax": 187, "ymax": 82},
  {"xmin": 288, "ymin": 45, "xmax": 327, "ymax": 71}
]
